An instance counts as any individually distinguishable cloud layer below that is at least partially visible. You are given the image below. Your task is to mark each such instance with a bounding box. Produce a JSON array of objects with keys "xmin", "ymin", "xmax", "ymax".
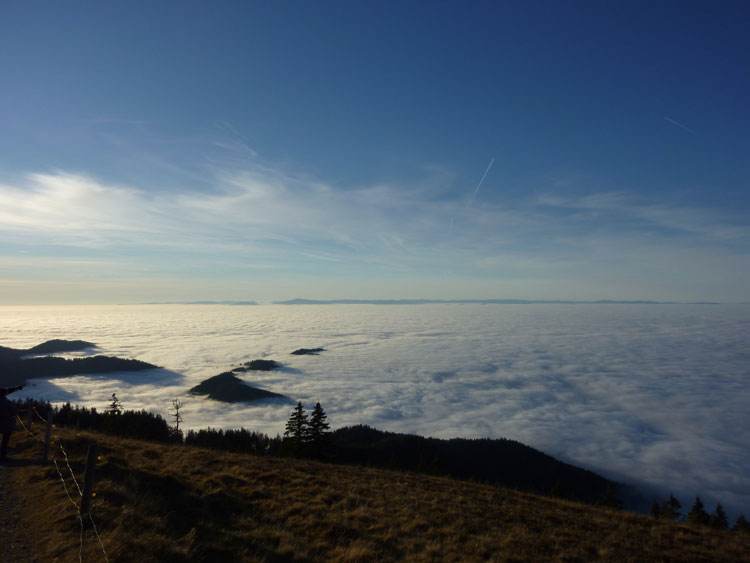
[{"xmin": 3, "ymin": 303, "xmax": 749, "ymax": 517}]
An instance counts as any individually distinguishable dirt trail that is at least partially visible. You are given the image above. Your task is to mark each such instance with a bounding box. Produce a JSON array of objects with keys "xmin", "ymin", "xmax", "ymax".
[{"xmin": 0, "ymin": 461, "xmax": 42, "ymax": 562}]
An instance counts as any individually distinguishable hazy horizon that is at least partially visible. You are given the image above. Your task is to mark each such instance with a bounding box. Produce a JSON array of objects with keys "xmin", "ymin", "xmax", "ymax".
[{"xmin": 1, "ymin": 296, "xmax": 737, "ymax": 307}]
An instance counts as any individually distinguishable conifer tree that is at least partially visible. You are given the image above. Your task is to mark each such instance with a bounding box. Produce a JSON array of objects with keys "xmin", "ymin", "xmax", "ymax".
[
  {"xmin": 597, "ymin": 483, "xmax": 623, "ymax": 510},
  {"xmin": 733, "ymin": 514, "xmax": 750, "ymax": 534},
  {"xmin": 106, "ymin": 393, "xmax": 123, "ymax": 415},
  {"xmin": 710, "ymin": 503, "xmax": 729, "ymax": 530},
  {"xmin": 687, "ymin": 496, "xmax": 710, "ymax": 526},
  {"xmin": 307, "ymin": 402, "xmax": 330, "ymax": 440},
  {"xmin": 307, "ymin": 402, "xmax": 331, "ymax": 458},
  {"xmin": 661, "ymin": 494, "xmax": 682, "ymax": 521},
  {"xmin": 650, "ymin": 500, "xmax": 661, "ymax": 518},
  {"xmin": 283, "ymin": 401, "xmax": 308, "ymax": 455}
]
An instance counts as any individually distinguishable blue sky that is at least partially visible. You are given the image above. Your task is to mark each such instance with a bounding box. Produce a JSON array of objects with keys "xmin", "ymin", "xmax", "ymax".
[{"xmin": 1, "ymin": 1, "xmax": 748, "ymax": 303}]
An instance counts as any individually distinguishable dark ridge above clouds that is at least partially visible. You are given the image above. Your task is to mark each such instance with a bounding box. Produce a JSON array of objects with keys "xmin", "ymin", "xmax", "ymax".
[
  {"xmin": 0, "ymin": 339, "xmax": 95, "ymax": 361},
  {"xmin": 291, "ymin": 348, "xmax": 325, "ymax": 355},
  {"xmin": 1, "ymin": 340, "xmax": 158, "ymax": 387},
  {"xmin": 232, "ymin": 359, "xmax": 281, "ymax": 372},
  {"xmin": 273, "ymin": 298, "xmax": 720, "ymax": 305},
  {"xmin": 189, "ymin": 371, "xmax": 288, "ymax": 403},
  {"xmin": 24, "ymin": 339, "xmax": 96, "ymax": 355}
]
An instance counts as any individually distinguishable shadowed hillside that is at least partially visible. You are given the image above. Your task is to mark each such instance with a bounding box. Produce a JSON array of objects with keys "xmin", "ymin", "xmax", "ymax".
[
  {"xmin": 331, "ymin": 425, "xmax": 612, "ymax": 504},
  {"xmin": 12, "ymin": 400, "xmax": 613, "ymax": 502},
  {"xmin": 189, "ymin": 371, "xmax": 288, "ymax": 402},
  {"xmin": 0, "ymin": 340, "xmax": 157, "ymax": 387},
  {"xmin": 23, "ymin": 339, "xmax": 96, "ymax": 355},
  {"xmin": 3, "ymin": 426, "xmax": 749, "ymax": 562},
  {"xmin": 0, "ymin": 356, "xmax": 158, "ymax": 387},
  {"xmin": 0, "ymin": 339, "xmax": 94, "ymax": 361}
]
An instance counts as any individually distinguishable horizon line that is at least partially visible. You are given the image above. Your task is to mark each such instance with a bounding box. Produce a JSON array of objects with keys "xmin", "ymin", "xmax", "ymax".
[
  {"xmin": 138, "ymin": 298, "xmax": 723, "ymax": 306},
  {"xmin": 2, "ymin": 298, "xmax": 741, "ymax": 307}
]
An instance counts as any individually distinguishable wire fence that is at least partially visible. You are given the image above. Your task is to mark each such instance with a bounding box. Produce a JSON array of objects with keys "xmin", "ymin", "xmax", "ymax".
[{"xmin": 14, "ymin": 407, "xmax": 109, "ymax": 563}]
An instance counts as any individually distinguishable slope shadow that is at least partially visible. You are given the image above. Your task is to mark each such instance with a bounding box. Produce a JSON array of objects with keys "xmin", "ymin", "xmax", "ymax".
[
  {"xmin": 275, "ymin": 366, "xmax": 304, "ymax": 375},
  {"xmin": 12, "ymin": 380, "xmax": 83, "ymax": 403},
  {"xmin": 10, "ymin": 368, "xmax": 185, "ymax": 406},
  {"xmin": 101, "ymin": 368, "xmax": 185, "ymax": 386}
]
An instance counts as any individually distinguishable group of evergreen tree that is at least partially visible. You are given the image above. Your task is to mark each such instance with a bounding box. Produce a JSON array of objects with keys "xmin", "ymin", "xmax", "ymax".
[
  {"xmin": 282, "ymin": 401, "xmax": 331, "ymax": 458},
  {"xmin": 21, "ymin": 388, "xmax": 181, "ymax": 441},
  {"xmin": 105, "ymin": 393, "xmax": 183, "ymax": 441},
  {"xmin": 686, "ymin": 496, "xmax": 728, "ymax": 529},
  {"xmin": 17, "ymin": 398, "xmax": 181, "ymax": 444},
  {"xmin": 650, "ymin": 493, "xmax": 749, "ymax": 533},
  {"xmin": 185, "ymin": 427, "xmax": 282, "ymax": 455},
  {"xmin": 651, "ymin": 494, "xmax": 684, "ymax": 521}
]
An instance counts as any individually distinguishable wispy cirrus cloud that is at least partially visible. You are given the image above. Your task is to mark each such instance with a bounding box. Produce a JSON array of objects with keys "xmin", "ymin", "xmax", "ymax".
[
  {"xmin": 0, "ymin": 143, "xmax": 747, "ymax": 301},
  {"xmin": 537, "ymin": 191, "xmax": 749, "ymax": 244},
  {"xmin": 0, "ymin": 161, "xmax": 498, "ymax": 263}
]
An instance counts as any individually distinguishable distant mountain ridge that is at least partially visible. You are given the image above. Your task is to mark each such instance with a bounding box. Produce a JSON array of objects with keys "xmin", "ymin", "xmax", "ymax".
[
  {"xmin": 137, "ymin": 298, "xmax": 721, "ymax": 306},
  {"xmin": 144, "ymin": 300, "xmax": 258, "ymax": 306},
  {"xmin": 273, "ymin": 298, "xmax": 719, "ymax": 305}
]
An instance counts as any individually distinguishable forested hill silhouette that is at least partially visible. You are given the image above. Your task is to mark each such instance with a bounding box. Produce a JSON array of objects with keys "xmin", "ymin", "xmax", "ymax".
[
  {"xmin": 232, "ymin": 359, "xmax": 281, "ymax": 372},
  {"xmin": 0, "ymin": 339, "xmax": 94, "ymax": 361},
  {"xmin": 291, "ymin": 347, "xmax": 325, "ymax": 355},
  {"xmin": 0, "ymin": 339, "xmax": 157, "ymax": 387},
  {"xmin": 189, "ymin": 372, "xmax": 288, "ymax": 402},
  {"xmin": 19, "ymin": 397, "xmax": 613, "ymax": 504},
  {"xmin": 23, "ymin": 339, "xmax": 96, "ymax": 355},
  {"xmin": 330, "ymin": 425, "xmax": 613, "ymax": 504}
]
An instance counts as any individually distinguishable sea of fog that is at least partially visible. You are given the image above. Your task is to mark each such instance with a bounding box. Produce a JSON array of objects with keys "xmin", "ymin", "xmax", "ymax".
[{"xmin": 1, "ymin": 303, "xmax": 748, "ymax": 516}]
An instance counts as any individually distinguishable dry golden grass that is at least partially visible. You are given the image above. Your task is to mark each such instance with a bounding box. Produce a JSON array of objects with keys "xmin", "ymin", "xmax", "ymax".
[{"xmin": 3, "ymin": 425, "xmax": 749, "ymax": 562}]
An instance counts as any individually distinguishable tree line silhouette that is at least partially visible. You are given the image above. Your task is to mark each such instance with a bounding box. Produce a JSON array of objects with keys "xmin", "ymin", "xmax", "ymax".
[
  {"xmin": 13, "ymin": 396, "xmax": 750, "ymax": 527},
  {"xmin": 26, "ymin": 398, "xmax": 181, "ymax": 444},
  {"xmin": 651, "ymin": 493, "xmax": 749, "ymax": 532}
]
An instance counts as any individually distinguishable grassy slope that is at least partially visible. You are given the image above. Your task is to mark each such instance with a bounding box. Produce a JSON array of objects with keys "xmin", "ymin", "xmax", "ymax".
[{"xmin": 4, "ymin": 426, "xmax": 749, "ymax": 562}]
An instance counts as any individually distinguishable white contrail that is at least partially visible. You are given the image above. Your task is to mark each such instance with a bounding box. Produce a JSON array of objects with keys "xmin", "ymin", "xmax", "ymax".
[
  {"xmin": 665, "ymin": 116, "xmax": 696, "ymax": 134},
  {"xmin": 465, "ymin": 157, "xmax": 495, "ymax": 209}
]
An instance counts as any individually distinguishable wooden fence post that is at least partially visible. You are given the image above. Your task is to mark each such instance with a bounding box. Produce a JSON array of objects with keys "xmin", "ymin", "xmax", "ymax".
[
  {"xmin": 80, "ymin": 444, "xmax": 98, "ymax": 515},
  {"xmin": 42, "ymin": 411, "xmax": 54, "ymax": 464},
  {"xmin": 26, "ymin": 398, "xmax": 33, "ymax": 428}
]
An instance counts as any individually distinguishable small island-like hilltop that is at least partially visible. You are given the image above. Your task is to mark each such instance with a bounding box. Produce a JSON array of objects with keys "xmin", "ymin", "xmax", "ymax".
[{"xmin": 0, "ymin": 339, "xmax": 158, "ymax": 388}]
